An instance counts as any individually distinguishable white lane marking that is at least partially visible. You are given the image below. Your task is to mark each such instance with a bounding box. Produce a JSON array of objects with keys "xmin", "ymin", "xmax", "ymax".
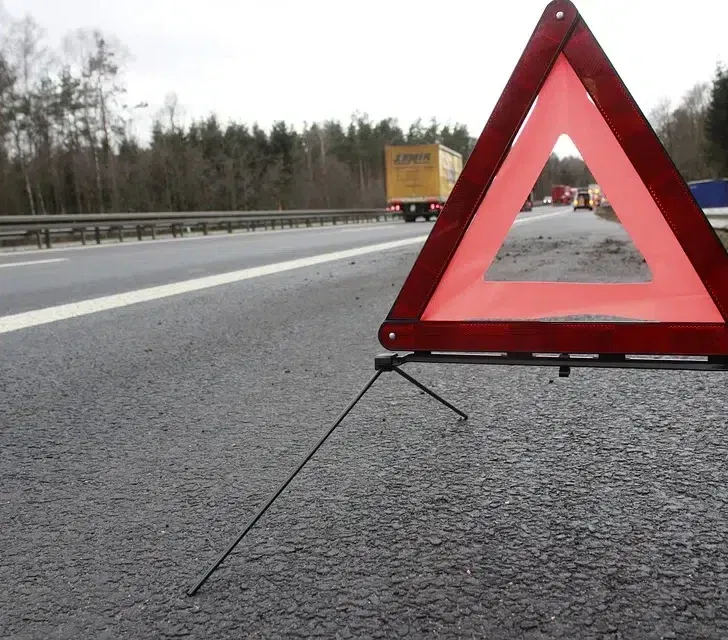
[
  {"xmin": 0, "ymin": 258, "xmax": 68, "ymax": 269},
  {"xmin": 0, "ymin": 207, "xmax": 571, "ymax": 335},
  {"xmin": 337, "ymin": 224, "xmax": 400, "ymax": 233},
  {"xmin": 0, "ymin": 220, "xmax": 408, "ymax": 257},
  {"xmin": 0, "ymin": 236, "xmax": 429, "ymax": 335},
  {"xmin": 513, "ymin": 210, "xmax": 570, "ymax": 224}
]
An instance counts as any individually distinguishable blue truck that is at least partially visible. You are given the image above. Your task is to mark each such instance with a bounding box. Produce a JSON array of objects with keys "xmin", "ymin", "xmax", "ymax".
[{"xmin": 688, "ymin": 179, "xmax": 728, "ymax": 209}]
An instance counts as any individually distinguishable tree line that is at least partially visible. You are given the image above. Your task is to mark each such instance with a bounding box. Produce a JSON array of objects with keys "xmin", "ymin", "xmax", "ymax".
[
  {"xmin": 1, "ymin": 9, "xmax": 726, "ymax": 216},
  {"xmin": 649, "ymin": 65, "xmax": 728, "ymax": 183}
]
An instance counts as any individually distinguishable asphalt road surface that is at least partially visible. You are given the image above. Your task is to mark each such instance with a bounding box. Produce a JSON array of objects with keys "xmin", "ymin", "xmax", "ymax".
[{"xmin": 3, "ymin": 206, "xmax": 728, "ymax": 639}]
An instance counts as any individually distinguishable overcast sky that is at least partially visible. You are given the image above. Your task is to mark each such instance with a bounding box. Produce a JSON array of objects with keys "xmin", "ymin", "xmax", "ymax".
[{"xmin": 4, "ymin": 0, "xmax": 727, "ymax": 158}]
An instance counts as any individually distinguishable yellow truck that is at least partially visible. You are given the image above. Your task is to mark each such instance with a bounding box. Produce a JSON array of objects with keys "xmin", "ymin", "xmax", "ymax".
[{"xmin": 384, "ymin": 143, "xmax": 464, "ymax": 222}]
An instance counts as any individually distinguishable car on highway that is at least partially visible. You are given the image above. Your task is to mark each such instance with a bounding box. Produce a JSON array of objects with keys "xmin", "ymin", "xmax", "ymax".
[
  {"xmin": 521, "ymin": 191, "xmax": 534, "ymax": 212},
  {"xmin": 573, "ymin": 189, "xmax": 594, "ymax": 210}
]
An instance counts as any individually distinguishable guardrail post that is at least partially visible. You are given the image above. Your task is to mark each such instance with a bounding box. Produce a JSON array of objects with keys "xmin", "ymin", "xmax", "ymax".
[
  {"xmin": 172, "ymin": 224, "xmax": 177, "ymax": 238},
  {"xmin": 227, "ymin": 222, "xmax": 233, "ymax": 234},
  {"xmin": 95, "ymin": 227, "xmax": 101, "ymax": 244},
  {"xmin": 35, "ymin": 230, "xmax": 42, "ymax": 249},
  {"xmin": 136, "ymin": 225, "xmax": 143, "ymax": 241},
  {"xmin": 80, "ymin": 228, "xmax": 87, "ymax": 245},
  {"xmin": 44, "ymin": 228, "xmax": 51, "ymax": 248},
  {"xmin": 319, "ymin": 217, "xmax": 324, "ymax": 226},
  {"xmin": 202, "ymin": 223, "xmax": 208, "ymax": 236},
  {"xmin": 117, "ymin": 226, "xmax": 124, "ymax": 242},
  {"xmin": 151, "ymin": 225, "xmax": 156, "ymax": 240}
]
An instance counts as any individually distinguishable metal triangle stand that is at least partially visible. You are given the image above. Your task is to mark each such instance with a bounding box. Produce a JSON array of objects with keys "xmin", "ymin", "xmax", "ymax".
[
  {"xmin": 186, "ymin": 352, "xmax": 467, "ymax": 596},
  {"xmin": 186, "ymin": 349, "xmax": 728, "ymax": 596}
]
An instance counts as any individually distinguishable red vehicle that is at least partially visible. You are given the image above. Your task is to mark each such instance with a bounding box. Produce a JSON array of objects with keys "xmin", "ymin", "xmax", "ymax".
[{"xmin": 551, "ymin": 184, "xmax": 572, "ymax": 205}]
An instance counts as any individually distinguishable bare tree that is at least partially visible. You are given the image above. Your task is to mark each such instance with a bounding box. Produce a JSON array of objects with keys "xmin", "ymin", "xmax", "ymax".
[
  {"xmin": 649, "ymin": 97, "xmax": 675, "ymax": 155},
  {"xmin": 2, "ymin": 14, "xmax": 50, "ymax": 213},
  {"xmin": 161, "ymin": 92, "xmax": 183, "ymax": 133},
  {"xmin": 61, "ymin": 28, "xmax": 129, "ymax": 212}
]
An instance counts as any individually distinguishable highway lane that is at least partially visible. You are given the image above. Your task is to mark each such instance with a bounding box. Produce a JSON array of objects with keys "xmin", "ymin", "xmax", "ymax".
[
  {"xmin": 4, "ymin": 207, "xmax": 727, "ymax": 638},
  {"xmin": 0, "ymin": 207, "xmax": 571, "ymax": 318},
  {"xmin": 0, "ymin": 220, "xmax": 428, "ymax": 316}
]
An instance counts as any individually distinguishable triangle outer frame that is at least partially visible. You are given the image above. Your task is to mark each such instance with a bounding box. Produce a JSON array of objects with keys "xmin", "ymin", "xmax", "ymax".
[{"xmin": 378, "ymin": 0, "xmax": 728, "ymax": 357}]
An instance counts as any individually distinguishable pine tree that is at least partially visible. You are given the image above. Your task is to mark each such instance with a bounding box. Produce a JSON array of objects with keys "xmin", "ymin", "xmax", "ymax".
[{"xmin": 705, "ymin": 63, "xmax": 728, "ymax": 176}]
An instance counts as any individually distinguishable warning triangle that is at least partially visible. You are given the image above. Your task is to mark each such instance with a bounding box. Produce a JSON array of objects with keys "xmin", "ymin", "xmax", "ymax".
[
  {"xmin": 427, "ymin": 54, "xmax": 718, "ymax": 324},
  {"xmin": 379, "ymin": 0, "xmax": 728, "ymax": 357}
]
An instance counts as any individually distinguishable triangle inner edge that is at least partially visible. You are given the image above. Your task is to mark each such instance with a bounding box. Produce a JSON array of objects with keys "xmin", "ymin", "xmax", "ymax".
[{"xmin": 419, "ymin": 54, "xmax": 721, "ymax": 324}]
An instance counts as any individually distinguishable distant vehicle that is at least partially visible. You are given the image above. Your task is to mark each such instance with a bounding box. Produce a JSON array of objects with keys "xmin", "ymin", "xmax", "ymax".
[
  {"xmin": 688, "ymin": 179, "xmax": 728, "ymax": 208},
  {"xmin": 588, "ymin": 183, "xmax": 603, "ymax": 206},
  {"xmin": 384, "ymin": 143, "xmax": 464, "ymax": 223},
  {"xmin": 573, "ymin": 189, "xmax": 594, "ymax": 210},
  {"xmin": 551, "ymin": 184, "xmax": 572, "ymax": 205},
  {"xmin": 542, "ymin": 195, "xmax": 552, "ymax": 205},
  {"xmin": 521, "ymin": 192, "xmax": 534, "ymax": 212}
]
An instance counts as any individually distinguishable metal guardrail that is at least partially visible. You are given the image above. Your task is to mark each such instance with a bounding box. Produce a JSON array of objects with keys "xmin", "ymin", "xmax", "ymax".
[
  {"xmin": 596, "ymin": 202, "xmax": 728, "ymax": 232},
  {"xmin": 706, "ymin": 208, "xmax": 728, "ymax": 230},
  {"xmin": 0, "ymin": 208, "xmax": 400, "ymax": 249},
  {"xmin": 7, "ymin": 202, "xmax": 722, "ymax": 250}
]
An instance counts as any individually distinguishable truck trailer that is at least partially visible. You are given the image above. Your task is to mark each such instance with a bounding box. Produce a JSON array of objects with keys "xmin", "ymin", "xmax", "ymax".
[
  {"xmin": 550, "ymin": 184, "xmax": 572, "ymax": 205},
  {"xmin": 384, "ymin": 143, "xmax": 464, "ymax": 222},
  {"xmin": 688, "ymin": 179, "xmax": 728, "ymax": 209}
]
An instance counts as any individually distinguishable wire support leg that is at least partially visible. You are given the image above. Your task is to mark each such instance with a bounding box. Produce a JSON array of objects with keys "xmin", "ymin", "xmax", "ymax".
[
  {"xmin": 186, "ymin": 368, "xmax": 384, "ymax": 596},
  {"xmin": 392, "ymin": 367, "xmax": 468, "ymax": 420}
]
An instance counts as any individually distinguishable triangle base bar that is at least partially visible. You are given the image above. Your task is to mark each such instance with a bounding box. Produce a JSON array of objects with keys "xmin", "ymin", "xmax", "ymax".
[
  {"xmin": 388, "ymin": 351, "xmax": 728, "ymax": 374},
  {"xmin": 185, "ymin": 361, "xmax": 467, "ymax": 596},
  {"xmin": 380, "ymin": 321, "xmax": 728, "ymax": 357}
]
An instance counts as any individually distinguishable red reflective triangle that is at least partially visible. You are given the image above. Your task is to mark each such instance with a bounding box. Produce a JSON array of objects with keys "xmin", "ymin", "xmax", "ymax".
[{"xmin": 379, "ymin": 0, "xmax": 728, "ymax": 357}]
